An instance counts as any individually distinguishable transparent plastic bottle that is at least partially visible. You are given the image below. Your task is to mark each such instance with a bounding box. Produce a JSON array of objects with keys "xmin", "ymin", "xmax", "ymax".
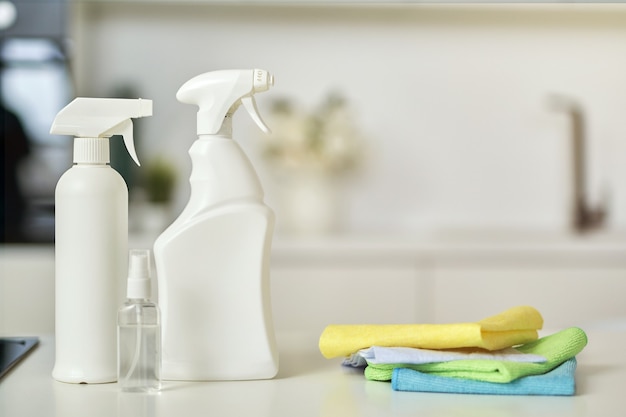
[{"xmin": 118, "ymin": 249, "xmax": 161, "ymax": 392}]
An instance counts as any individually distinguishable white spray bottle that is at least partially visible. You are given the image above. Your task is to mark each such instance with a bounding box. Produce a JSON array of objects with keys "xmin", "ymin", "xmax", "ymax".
[
  {"xmin": 50, "ymin": 98, "xmax": 152, "ymax": 383},
  {"xmin": 154, "ymin": 69, "xmax": 278, "ymax": 380}
]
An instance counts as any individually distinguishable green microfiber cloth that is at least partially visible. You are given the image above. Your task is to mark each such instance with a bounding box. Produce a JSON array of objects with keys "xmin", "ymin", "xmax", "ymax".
[{"xmin": 364, "ymin": 327, "xmax": 587, "ymax": 383}]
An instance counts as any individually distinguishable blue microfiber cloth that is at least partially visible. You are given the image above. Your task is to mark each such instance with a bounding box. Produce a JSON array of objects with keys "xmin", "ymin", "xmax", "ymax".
[{"xmin": 392, "ymin": 357, "xmax": 577, "ymax": 396}]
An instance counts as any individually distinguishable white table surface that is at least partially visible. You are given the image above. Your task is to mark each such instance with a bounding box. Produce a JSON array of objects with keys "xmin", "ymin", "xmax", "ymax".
[{"xmin": 1, "ymin": 330, "xmax": 625, "ymax": 417}]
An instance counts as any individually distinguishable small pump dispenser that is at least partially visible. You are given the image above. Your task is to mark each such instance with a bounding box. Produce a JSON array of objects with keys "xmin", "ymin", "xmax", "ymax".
[
  {"xmin": 154, "ymin": 69, "xmax": 278, "ymax": 380},
  {"xmin": 51, "ymin": 98, "xmax": 152, "ymax": 383},
  {"xmin": 118, "ymin": 249, "xmax": 161, "ymax": 392}
]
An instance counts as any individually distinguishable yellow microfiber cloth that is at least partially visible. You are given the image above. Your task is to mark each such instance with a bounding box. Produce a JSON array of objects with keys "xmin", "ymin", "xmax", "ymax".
[{"xmin": 319, "ymin": 306, "xmax": 543, "ymax": 359}]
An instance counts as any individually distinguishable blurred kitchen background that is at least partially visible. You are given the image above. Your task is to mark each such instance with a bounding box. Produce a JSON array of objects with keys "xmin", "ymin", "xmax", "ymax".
[
  {"xmin": 1, "ymin": 0, "xmax": 626, "ymax": 242},
  {"xmin": 4, "ymin": 1, "xmax": 626, "ymax": 336}
]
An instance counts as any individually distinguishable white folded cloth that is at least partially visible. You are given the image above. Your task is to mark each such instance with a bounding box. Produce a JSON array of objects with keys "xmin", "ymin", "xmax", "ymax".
[{"xmin": 344, "ymin": 346, "xmax": 547, "ymax": 368}]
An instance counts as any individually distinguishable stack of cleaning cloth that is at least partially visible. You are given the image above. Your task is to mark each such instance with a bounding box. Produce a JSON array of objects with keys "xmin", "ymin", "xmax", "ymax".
[{"xmin": 318, "ymin": 306, "xmax": 588, "ymax": 396}]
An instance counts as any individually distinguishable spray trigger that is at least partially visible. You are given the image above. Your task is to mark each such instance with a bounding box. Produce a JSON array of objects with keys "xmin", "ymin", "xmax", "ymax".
[
  {"xmin": 102, "ymin": 119, "xmax": 141, "ymax": 166},
  {"xmin": 242, "ymin": 96, "xmax": 271, "ymax": 134},
  {"xmin": 50, "ymin": 97, "xmax": 151, "ymax": 166}
]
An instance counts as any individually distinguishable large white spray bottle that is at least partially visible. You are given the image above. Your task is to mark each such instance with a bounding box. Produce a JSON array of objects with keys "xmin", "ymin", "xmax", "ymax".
[
  {"xmin": 154, "ymin": 69, "xmax": 278, "ymax": 380},
  {"xmin": 51, "ymin": 98, "xmax": 152, "ymax": 383}
]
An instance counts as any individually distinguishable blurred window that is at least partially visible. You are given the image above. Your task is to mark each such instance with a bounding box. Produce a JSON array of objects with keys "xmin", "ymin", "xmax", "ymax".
[{"xmin": 1, "ymin": 37, "xmax": 73, "ymax": 242}]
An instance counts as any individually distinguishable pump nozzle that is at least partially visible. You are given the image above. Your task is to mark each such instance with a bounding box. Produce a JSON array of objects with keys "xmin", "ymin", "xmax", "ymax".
[
  {"xmin": 177, "ymin": 69, "xmax": 274, "ymax": 135},
  {"xmin": 126, "ymin": 249, "xmax": 152, "ymax": 299},
  {"xmin": 50, "ymin": 98, "xmax": 153, "ymax": 166}
]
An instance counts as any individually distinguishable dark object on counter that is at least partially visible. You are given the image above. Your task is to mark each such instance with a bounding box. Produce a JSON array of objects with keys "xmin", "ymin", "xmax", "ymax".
[{"xmin": 0, "ymin": 337, "xmax": 39, "ymax": 379}]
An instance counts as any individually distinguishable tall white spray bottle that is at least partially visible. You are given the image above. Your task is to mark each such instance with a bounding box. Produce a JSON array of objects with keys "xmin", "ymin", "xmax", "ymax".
[
  {"xmin": 51, "ymin": 98, "xmax": 152, "ymax": 383},
  {"xmin": 154, "ymin": 69, "xmax": 278, "ymax": 380}
]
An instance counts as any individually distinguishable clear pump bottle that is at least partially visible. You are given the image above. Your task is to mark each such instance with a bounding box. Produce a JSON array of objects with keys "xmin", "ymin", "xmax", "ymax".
[{"xmin": 118, "ymin": 249, "xmax": 161, "ymax": 392}]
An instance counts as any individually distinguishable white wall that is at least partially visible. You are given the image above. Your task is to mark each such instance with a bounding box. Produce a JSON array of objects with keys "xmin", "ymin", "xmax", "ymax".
[{"xmin": 69, "ymin": 2, "xmax": 626, "ymax": 235}]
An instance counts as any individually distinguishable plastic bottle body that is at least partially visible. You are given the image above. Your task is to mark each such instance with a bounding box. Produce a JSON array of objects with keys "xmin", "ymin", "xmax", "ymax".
[
  {"xmin": 154, "ymin": 137, "xmax": 278, "ymax": 381},
  {"xmin": 53, "ymin": 164, "xmax": 127, "ymax": 383},
  {"xmin": 118, "ymin": 299, "xmax": 161, "ymax": 392},
  {"xmin": 155, "ymin": 203, "xmax": 277, "ymax": 380}
]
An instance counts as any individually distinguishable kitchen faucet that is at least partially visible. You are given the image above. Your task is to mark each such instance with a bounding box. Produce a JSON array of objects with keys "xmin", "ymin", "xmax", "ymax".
[{"xmin": 549, "ymin": 95, "xmax": 607, "ymax": 233}]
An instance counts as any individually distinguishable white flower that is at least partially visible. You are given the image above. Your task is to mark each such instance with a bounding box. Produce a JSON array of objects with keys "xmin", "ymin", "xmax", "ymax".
[{"xmin": 261, "ymin": 94, "xmax": 365, "ymax": 176}]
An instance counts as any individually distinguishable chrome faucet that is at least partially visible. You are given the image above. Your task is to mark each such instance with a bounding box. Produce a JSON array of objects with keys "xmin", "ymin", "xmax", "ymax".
[{"xmin": 549, "ymin": 95, "xmax": 607, "ymax": 233}]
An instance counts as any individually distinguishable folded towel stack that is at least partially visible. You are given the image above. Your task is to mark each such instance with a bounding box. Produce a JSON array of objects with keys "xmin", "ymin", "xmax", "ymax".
[{"xmin": 318, "ymin": 306, "xmax": 588, "ymax": 396}]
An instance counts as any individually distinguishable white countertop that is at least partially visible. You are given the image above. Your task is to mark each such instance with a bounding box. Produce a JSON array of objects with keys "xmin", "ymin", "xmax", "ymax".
[{"xmin": 1, "ymin": 330, "xmax": 625, "ymax": 417}]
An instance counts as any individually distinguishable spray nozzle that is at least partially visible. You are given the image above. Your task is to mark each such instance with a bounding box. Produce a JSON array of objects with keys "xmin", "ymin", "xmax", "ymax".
[
  {"xmin": 126, "ymin": 249, "xmax": 152, "ymax": 299},
  {"xmin": 50, "ymin": 97, "xmax": 153, "ymax": 166},
  {"xmin": 176, "ymin": 69, "xmax": 274, "ymax": 135}
]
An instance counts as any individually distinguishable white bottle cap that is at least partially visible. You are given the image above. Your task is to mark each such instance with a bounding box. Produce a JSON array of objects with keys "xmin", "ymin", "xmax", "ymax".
[
  {"xmin": 73, "ymin": 137, "xmax": 110, "ymax": 164},
  {"xmin": 126, "ymin": 249, "xmax": 151, "ymax": 299}
]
